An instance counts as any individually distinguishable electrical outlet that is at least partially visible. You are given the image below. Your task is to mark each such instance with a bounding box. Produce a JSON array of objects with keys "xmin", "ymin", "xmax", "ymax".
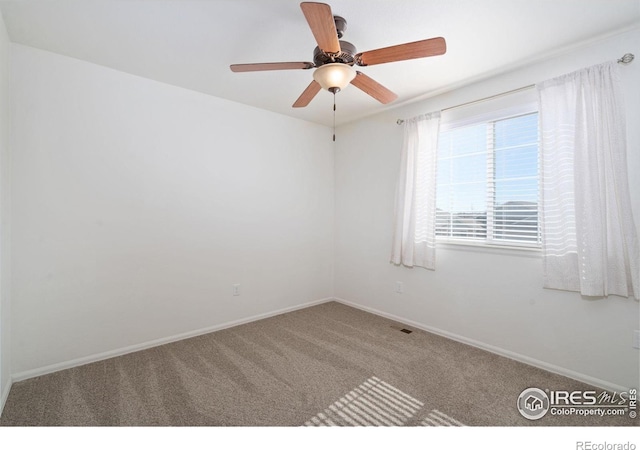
[
  {"xmin": 233, "ymin": 284, "xmax": 240, "ymax": 296},
  {"xmin": 633, "ymin": 330, "xmax": 640, "ymax": 349},
  {"xmin": 395, "ymin": 281, "xmax": 403, "ymax": 294}
]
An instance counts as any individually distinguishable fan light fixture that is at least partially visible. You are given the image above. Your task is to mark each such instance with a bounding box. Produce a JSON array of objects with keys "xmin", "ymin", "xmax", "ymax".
[{"xmin": 313, "ymin": 63, "xmax": 356, "ymax": 93}]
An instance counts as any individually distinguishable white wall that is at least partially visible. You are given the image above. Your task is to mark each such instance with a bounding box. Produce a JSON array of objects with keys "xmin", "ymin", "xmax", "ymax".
[
  {"xmin": 334, "ymin": 28, "xmax": 640, "ymax": 390},
  {"xmin": 0, "ymin": 8, "xmax": 11, "ymax": 414},
  {"xmin": 10, "ymin": 44, "xmax": 334, "ymax": 376}
]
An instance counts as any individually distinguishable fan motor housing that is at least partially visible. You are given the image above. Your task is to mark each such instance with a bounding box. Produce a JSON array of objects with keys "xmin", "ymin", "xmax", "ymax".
[{"xmin": 313, "ymin": 40, "xmax": 357, "ymax": 67}]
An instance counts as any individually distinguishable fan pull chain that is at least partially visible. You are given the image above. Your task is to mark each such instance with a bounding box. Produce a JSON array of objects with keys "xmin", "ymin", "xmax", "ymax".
[{"xmin": 332, "ymin": 91, "xmax": 336, "ymax": 142}]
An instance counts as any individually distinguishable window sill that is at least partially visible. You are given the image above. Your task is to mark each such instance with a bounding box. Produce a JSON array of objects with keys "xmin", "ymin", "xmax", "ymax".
[{"xmin": 436, "ymin": 239, "xmax": 542, "ymax": 258}]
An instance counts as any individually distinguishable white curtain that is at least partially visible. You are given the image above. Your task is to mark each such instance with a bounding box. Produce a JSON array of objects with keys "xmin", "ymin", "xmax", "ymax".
[
  {"xmin": 391, "ymin": 112, "xmax": 440, "ymax": 270},
  {"xmin": 537, "ymin": 61, "xmax": 639, "ymax": 299}
]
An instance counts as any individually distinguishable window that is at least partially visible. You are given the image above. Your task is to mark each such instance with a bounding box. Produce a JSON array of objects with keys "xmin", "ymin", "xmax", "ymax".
[{"xmin": 435, "ymin": 111, "xmax": 540, "ymax": 248}]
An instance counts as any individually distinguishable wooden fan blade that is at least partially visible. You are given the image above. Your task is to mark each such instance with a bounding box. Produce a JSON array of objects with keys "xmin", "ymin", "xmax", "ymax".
[
  {"xmin": 293, "ymin": 80, "xmax": 322, "ymax": 107},
  {"xmin": 356, "ymin": 37, "xmax": 446, "ymax": 66},
  {"xmin": 300, "ymin": 2, "xmax": 341, "ymax": 54},
  {"xmin": 350, "ymin": 71, "xmax": 398, "ymax": 104},
  {"xmin": 230, "ymin": 62, "xmax": 314, "ymax": 72}
]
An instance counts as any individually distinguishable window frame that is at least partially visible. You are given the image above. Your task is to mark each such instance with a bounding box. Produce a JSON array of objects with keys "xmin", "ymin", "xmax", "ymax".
[{"xmin": 435, "ymin": 98, "xmax": 541, "ymax": 250}]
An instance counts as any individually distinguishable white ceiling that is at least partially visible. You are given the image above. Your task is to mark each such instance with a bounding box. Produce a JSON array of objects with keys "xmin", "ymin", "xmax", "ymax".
[{"xmin": 1, "ymin": 0, "xmax": 639, "ymax": 127}]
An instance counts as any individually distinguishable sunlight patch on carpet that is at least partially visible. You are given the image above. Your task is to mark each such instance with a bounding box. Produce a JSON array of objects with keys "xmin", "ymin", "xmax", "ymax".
[
  {"xmin": 305, "ymin": 376, "xmax": 465, "ymax": 427},
  {"xmin": 419, "ymin": 409, "xmax": 465, "ymax": 426},
  {"xmin": 305, "ymin": 376, "xmax": 425, "ymax": 426}
]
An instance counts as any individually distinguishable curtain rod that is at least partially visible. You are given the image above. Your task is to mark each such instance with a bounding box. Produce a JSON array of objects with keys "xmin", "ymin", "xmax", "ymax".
[{"xmin": 396, "ymin": 53, "xmax": 635, "ymax": 125}]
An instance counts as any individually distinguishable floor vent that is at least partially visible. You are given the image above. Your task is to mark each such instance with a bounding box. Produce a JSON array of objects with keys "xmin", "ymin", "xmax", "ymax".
[{"xmin": 390, "ymin": 325, "xmax": 414, "ymax": 334}]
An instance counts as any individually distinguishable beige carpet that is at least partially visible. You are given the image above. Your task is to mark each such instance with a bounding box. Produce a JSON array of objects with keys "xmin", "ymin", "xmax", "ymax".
[{"xmin": 0, "ymin": 301, "xmax": 636, "ymax": 426}]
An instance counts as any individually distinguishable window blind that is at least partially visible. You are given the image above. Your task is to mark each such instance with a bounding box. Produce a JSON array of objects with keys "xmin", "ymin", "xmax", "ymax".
[{"xmin": 435, "ymin": 112, "xmax": 540, "ymax": 247}]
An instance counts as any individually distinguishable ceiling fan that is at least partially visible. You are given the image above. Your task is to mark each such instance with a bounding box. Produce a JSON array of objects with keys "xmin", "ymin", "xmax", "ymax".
[{"xmin": 230, "ymin": 2, "xmax": 446, "ymax": 108}]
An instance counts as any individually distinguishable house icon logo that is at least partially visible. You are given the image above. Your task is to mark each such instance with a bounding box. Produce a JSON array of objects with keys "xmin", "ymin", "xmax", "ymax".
[
  {"xmin": 525, "ymin": 395, "xmax": 543, "ymax": 411},
  {"xmin": 517, "ymin": 388, "xmax": 550, "ymax": 420}
]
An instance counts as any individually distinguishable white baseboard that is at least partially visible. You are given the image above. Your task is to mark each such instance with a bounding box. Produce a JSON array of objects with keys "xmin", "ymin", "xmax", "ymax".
[
  {"xmin": 12, "ymin": 297, "xmax": 334, "ymax": 382},
  {"xmin": 0, "ymin": 378, "xmax": 11, "ymax": 418},
  {"xmin": 333, "ymin": 297, "xmax": 630, "ymax": 393},
  {"xmin": 12, "ymin": 296, "xmax": 630, "ymax": 393}
]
